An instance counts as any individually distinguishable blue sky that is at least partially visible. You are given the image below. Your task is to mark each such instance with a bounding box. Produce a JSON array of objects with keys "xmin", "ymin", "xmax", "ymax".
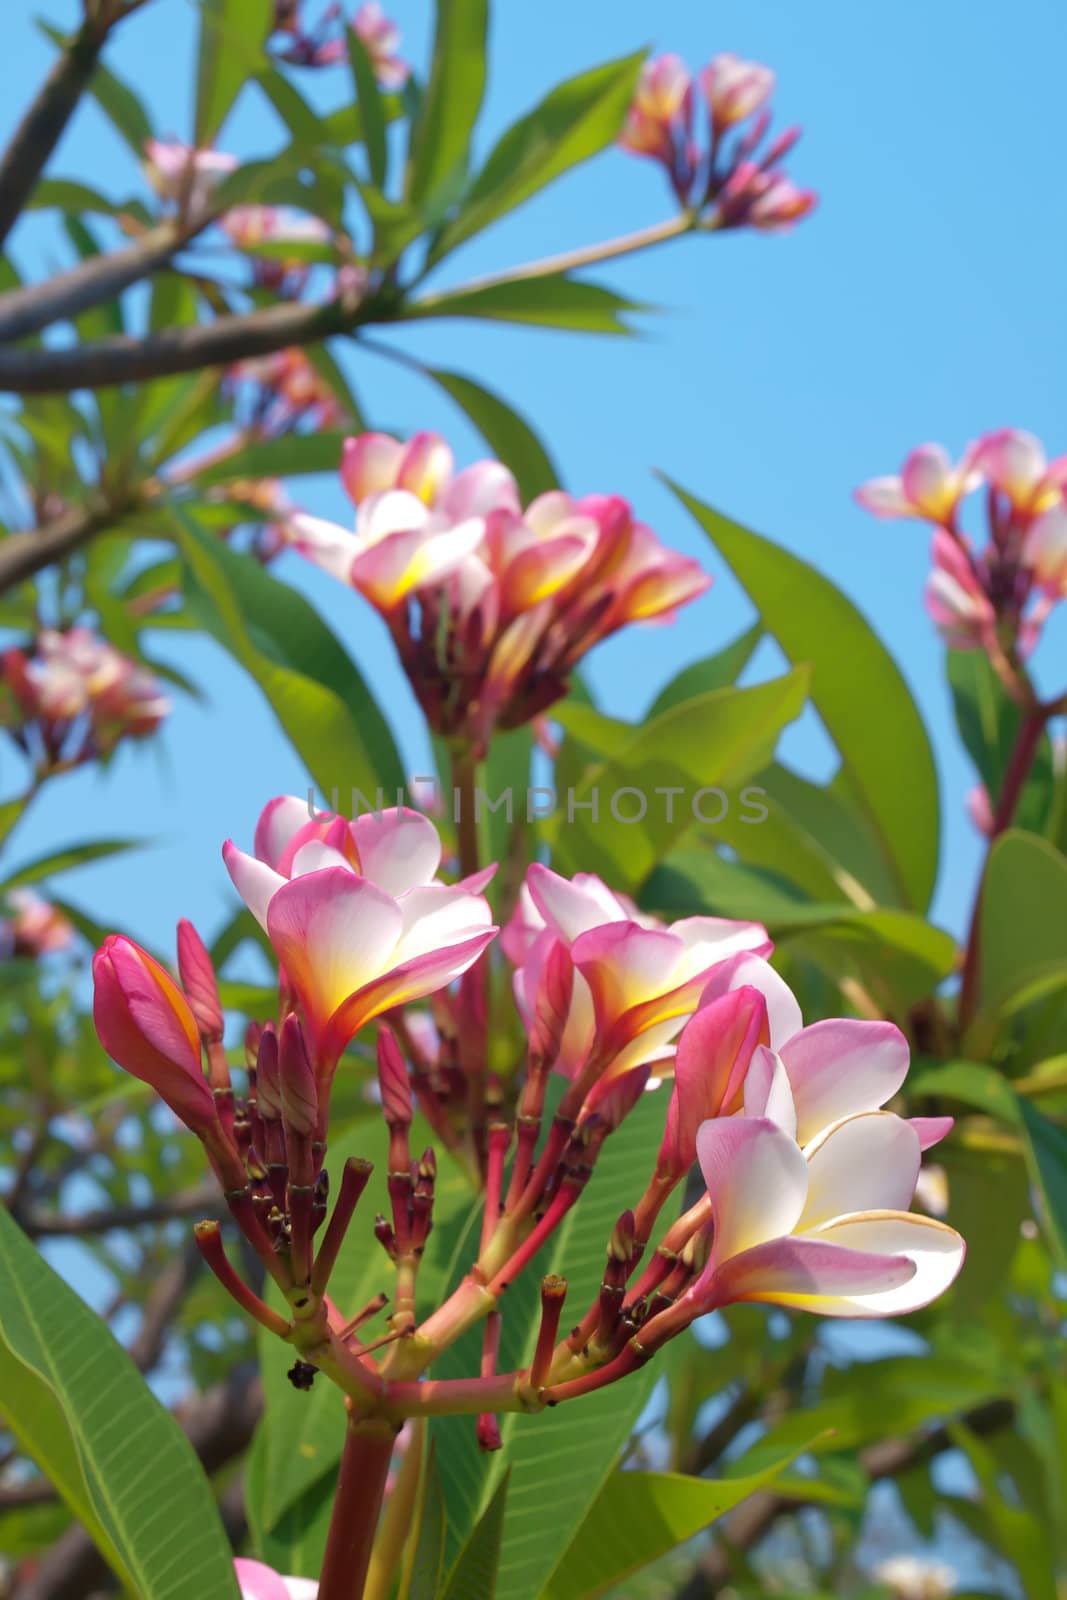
[{"xmin": 4, "ymin": 0, "xmax": 1067, "ymax": 954}]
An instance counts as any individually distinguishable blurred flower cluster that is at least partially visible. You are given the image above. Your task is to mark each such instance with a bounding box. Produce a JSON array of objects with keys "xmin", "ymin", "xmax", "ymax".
[
  {"xmin": 620, "ymin": 51, "xmax": 816, "ymax": 231},
  {"xmin": 856, "ymin": 428, "xmax": 1067, "ymax": 657},
  {"xmin": 286, "ymin": 430, "xmax": 710, "ymax": 753},
  {"xmin": 0, "ymin": 627, "xmax": 170, "ymax": 774},
  {"xmin": 271, "ymin": 0, "xmax": 408, "ymax": 81},
  {"xmin": 0, "ymin": 890, "xmax": 74, "ymax": 962}
]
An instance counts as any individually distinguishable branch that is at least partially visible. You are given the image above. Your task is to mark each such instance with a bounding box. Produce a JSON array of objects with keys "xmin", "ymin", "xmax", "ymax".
[
  {"xmin": 0, "ymin": 495, "xmax": 135, "ymax": 597},
  {"xmin": 0, "ymin": 294, "xmax": 357, "ymax": 395},
  {"xmin": 15, "ymin": 1183, "xmax": 216, "ymax": 1238},
  {"xmin": 0, "ymin": 11, "xmax": 121, "ymax": 251},
  {"xmin": 12, "ymin": 1363, "xmax": 262, "ymax": 1600},
  {"xmin": 0, "ymin": 225, "xmax": 198, "ymax": 344},
  {"xmin": 673, "ymin": 1395, "xmax": 1015, "ymax": 1598}
]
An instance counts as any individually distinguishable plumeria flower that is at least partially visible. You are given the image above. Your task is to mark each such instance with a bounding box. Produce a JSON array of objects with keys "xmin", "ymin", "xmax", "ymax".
[
  {"xmin": 854, "ymin": 441, "xmax": 982, "ymax": 524},
  {"xmin": 352, "ymin": 1, "xmax": 409, "ymax": 88},
  {"xmin": 684, "ymin": 1087, "xmax": 965, "ymax": 1318},
  {"xmin": 619, "ymin": 54, "xmax": 694, "ymax": 183},
  {"xmin": 523, "ymin": 863, "xmax": 770, "ymax": 1079},
  {"xmin": 223, "ymin": 797, "xmax": 497, "ymax": 1068},
  {"xmin": 701, "ymin": 53, "xmax": 775, "ymax": 131},
  {"xmin": 923, "ymin": 530, "xmax": 996, "ymax": 650},
  {"xmin": 4, "ymin": 890, "xmax": 74, "ymax": 957},
  {"xmin": 143, "ymin": 138, "xmax": 237, "ymax": 211},
  {"xmin": 873, "ymin": 1553, "xmax": 956, "ymax": 1600},
  {"xmin": 974, "ymin": 427, "xmax": 1067, "ymax": 518},
  {"xmin": 2, "ymin": 628, "xmax": 170, "ymax": 760},
  {"xmin": 234, "ymin": 1558, "xmax": 317, "ymax": 1599},
  {"xmin": 1023, "ymin": 502, "xmax": 1067, "ymax": 596}
]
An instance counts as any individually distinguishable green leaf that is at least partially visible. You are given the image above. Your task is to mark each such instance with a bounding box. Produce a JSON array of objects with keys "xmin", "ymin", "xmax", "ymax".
[
  {"xmin": 431, "ymin": 51, "xmax": 645, "ymax": 261},
  {"xmin": 195, "ymin": 0, "xmax": 274, "ymax": 143},
  {"xmin": 671, "ymin": 483, "xmax": 940, "ymax": 911},
  {"xmin": 646, "ymin": 623, "xmax": 762, "ymax": 718},
  {"xmin": 947, "ymin": 650, "xmax": 1055, "ymax": 833},
  {"xmin": 969, "ymin": 830, "xmax": 1067, "ymax": 1048},
  {"xmin": 425, "ymin": 368, "xmax": 559, "ymax": 502},
  {"xmin": 441, "ymin": 1470, "xmax": 510, "ymax": 1600},
  {"xmin": 407, "ymin": 274, "xmax": 645, "ymax": 334},
  {"xmin": 548, "ymin": 670, "xmax": 810, "ymax": 893},
  {"xmin": 0, "ymin": 1207, "xmax": 239, "ymax": 1599},
  {"xmin": 0, "ymin": 838, "xmax": 144, "ymax": 893},
  {"xmin": 348, "ymin": 26, "xmax": 388, "ymax": 189},
  {"xmin": 949, "ymin": 1422, "xmax": 1058, "ymax": 1600},
  {"xmin": 175, "ymin": 510, "xmax": 404, "ymax": 802},
  {"xmin": 430, "ymin": 1091, "xmax": 675, "ymax": 1599},
  {"xmin": 1018, "ymin": 1098, "xmax": 1067, "ymax": 1269},
  {"xmin": 192, "ymin": 431, "xmax": 348, "ymax": 486},
  {"xmin": 543, "ymin": 1442, "xmax": 822, "ymax": 1600},
  {"xmin": 26, "ymin": 178, "xmax": 117, "ymax": 215},
  {"xmin": 407, "ymin": 0, "xmax": 489, "ymax": 211},
  {"xmin": 401, "ymin": 1442, "xmax": 447, "ymax": 1600}
]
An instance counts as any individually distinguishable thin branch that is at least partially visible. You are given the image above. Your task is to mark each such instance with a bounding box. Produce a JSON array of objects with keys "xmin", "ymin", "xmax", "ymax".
[
  {"xmin": 15, "ymin": 1183, "xmax": 216, "ymax": 1238},
  {"xmin": 0, "ymin": 12, "xmax": 119, "ymax": 251},
  {"xmin": 673, "ymin": 1394, "xmax": 1015, "ymax": 1598},
  {"xmin": 0, "ymin": 225, "xmax": 197, "ymax": 344},
  {"xmin": 0, "ymin": 495, "xmax": 135, "ymax": 597}
]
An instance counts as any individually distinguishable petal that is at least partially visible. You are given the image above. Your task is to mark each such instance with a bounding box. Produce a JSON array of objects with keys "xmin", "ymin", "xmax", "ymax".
[
  {"xmin": 254, "ymin": 795, "xmax": 314, "ymax": 868},
  {"xmin": 900, "ymin": 444, "xmax": 953, "ymax": 517},
  {"xmin": 698, "ymin": 950, "xmax": 802, "ymax": 1048},
  {"xmin": 266, "ymin": 869, "xmax": 403, "ymax": 1034},
  {"xmin": 287, "ymin": 513, "xmax": 361, "ymax": 584},
  {"xmin": 500, "ymin": 533, "xmax": 595, "ymax": 610},
  {"xmin": 667, "ymin": 916, "xmax": 772, "ymax": 978},
  {"xmin": 742, "ymin": 1044, "xmax": 798, "ymax": 1138},
  {"xmin": 526, "ymin": 863, "xmax": 627, "ymax": 943},
  {"xmin": 664, "ymin": 987, "xmax": 770, "ymax": 1169},
  {"xmin": 779, "ymin": 1018, "xmax": 910, "ymax": 1146},
  {"xmin": 323, "ymin": 927, "xmax": 497, "ymax": 1060},
  {"xmin": 695, "ymin": 1116, "xmax": 809, "ymax": 1264},
  {"xmin": 853, "ymin": 476, "xmax": 915, "ymax": 518},
  {"xmin": 391, "ymin": 884, "xmax": 494, "ymax": 965},
  {"xmin": 704, "ymin": 1233, "xmax": 916, "ymax": 1311},
  {"xmin": 910, "ymin": 1115, "xmax": 953, "ymax": 1151},
  {"xmin": 340, "ymin": 432, "xmax": 405, "ymax": 503},
  {"xmin": 441, "ymin": 460, "xmax": 520, "ymax": 519},
  {"xmin": 572, "ymin": 922, "xmax": 685, "ymax": 1032},
  {"xmin": 290, "ymin": 839, "xmax": 354, "ymax": 877},
  {"xmin": 234, "ymin": 1558, "xmax": 295, "ymax": 1600},
  {"xmin": 223, "ymin": 840, "xmax": 285, "ymax": 931},
  {"xmin": 397, "ymin": 431, "xmax": 453, "ymax": 503},
  {"xmin": 799, "ymin": 1112, "xmax": 921, "ymax": 1229},
  {"xmin": 804, "ymin": 1210, "xmax": 966, "ymax": 1316},
  {"xmin": 349, "ymin": 808, "xmax": 442, "ymax": 894},
  {"xmin": 351, "ymin": 519, "xmax": 485, "ymax": 608}
]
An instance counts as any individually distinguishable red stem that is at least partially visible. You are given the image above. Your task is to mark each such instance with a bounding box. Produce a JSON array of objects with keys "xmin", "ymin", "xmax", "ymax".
[{"xmin": 317, "ymin": 1416, "xmax": 397, "ymax": 1600}]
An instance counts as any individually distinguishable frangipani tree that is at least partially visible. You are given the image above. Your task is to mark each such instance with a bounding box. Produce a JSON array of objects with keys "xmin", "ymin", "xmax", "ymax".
[{"xmin": 0, "ymin": 6, "xmax": 1064, "ymax": 1600}]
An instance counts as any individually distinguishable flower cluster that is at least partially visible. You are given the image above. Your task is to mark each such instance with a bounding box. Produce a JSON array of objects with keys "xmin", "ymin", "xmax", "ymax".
[
  {"xmin": 228, "ymin": 350, "xmax": 344, "ymax": 434},
  {"xmin": 91, "ymin": 796, "xmax": 963, "ymax": 1454},
  {"xmin": 286, "ymin": 431, "xmax": 710, "ymax": 753},
  {"xmin": 272, "ymin": 0, "xmax": 408, "ymax": 82},
  {"xmin": 0, "ymin": 890, "xmax": 74, "ymax": 962},
  {"xmin": 143, "ymin": 138, "xmax": 237, "ymax": 213},
  {"xmin": 620, "ymin": 52, "xmax": 816, "ymax": 231},
  {"xmin": 220, "ymin": 206, "xmax": 335, "ymax": 297},
  {"xmin": 855, "ymin": 428, "xmax": 1067, "ymax": 656},
  {"xmin": 0, "ymin": 628, "xmax": 170, "ymax": 774}
]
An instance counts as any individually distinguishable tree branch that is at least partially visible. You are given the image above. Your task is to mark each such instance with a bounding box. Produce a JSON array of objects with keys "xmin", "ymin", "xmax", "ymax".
[
  {"xmin": 0, "ymin": 294, "xmax": 359, "ymax": 395},
  {"xmin": 0, "ymin": 225, "xmax": 198, "ymax": 344},
  {"xmin": 15, "ymin": 1183, "xmax": 216, "ymax": 1238},
  {"xmin": 674, "ymin": 1394, "xmax": 1015, "ymax": 1598},
  {"xmin": 0, "ymin": 12, "xmax": 119, "ymax": 251}
]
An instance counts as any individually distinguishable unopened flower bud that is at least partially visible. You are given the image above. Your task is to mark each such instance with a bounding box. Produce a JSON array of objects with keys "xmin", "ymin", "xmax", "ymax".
[
  {"xmin": 608, "ymin": 1210, "xmax": 637, "ymax": 1265},
  {"xmin": 582, "ymin": 1064, "xmax": 651, "ymax": 1135},
  {"xmin": 279, "ymin": 1013, "xmax": 318, "ymax": 1139},
  {"xmin": 254, "ymin": 1023, "xmax": 282, "ymax": 1121},
  {"xmin": 176, "ymin": 918, "xmax": 225, "ymax": 1045},
  {"xmin": 244, "ymin": 1020, "xmax": 263, "ymax": 1071},
  {"xmin": 377, "ymin": 1026, "xmax": 412, "ymax": 1127},
  {"xmin": 530, "ymin": 941, "xmax": 574, "ymax": 1067}
]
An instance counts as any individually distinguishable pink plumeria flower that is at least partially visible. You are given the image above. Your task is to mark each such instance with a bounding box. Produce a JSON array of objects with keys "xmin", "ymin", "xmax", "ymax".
[
  {"xmin": 1023, "ymin": 502, "xmax": 1067, "ymax": 596},
  {"xmin": 854, "ymin": 442, "xmax": 983, "ymax": 525},
  {"xmin": 352, "ymin": 2, "xmax": 409, "ymax": 88},
  {"xmin": 234, "ymin": 1559, "xmax": 317, "ymax": 1599},
  {"xmin": 966, "ymin": 784, "xmax": 994, "ymax": 837},
  {"xmin": 685, "ymin": 1089, "xmax": 965, "ymax": 1318},
  {"xmin": 6, "ymin": 890, "xmax": 74, "ymax": 957},
  {"xmin": 288, "ymin": 494, "xmax": 488, "ymax": 611},
  {"xmin": 974, "ymin": 427, "xmax": 1067, "ymax": 518},
  {"xmin": 143, "ymin": 138, "xmax": 237, "ymax": 210},
  {"xmin": 223, "ymin": 798, "xmax": 497, "ymax": 1069},
  {"xmin": 619, "ymin": 53, "xmax": 692, "ymax": 166},
  {"xmin": 525, "ymin": 863, "xmax": 770, "ymax": 1079},
  {"xmin": 701, "ymin": 53, "xmax": 775, "ymax": 132},
  {"xmin": 745, "ymin": 171, "xmax": 818, "ymax": 230},
  {"xmin": 923, "ymin": 530, "xmax": 996, "ymax": 649}
]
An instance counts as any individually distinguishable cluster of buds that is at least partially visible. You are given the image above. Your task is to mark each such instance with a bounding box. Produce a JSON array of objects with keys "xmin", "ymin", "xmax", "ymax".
[
  {"xmin": 0, "ymin": 627, "xmax": 170, "ymax": 774},
  {"xmin": 286, "ymin": 431, "xmax": 710, "ymax": 754},
  {"xmin": 220, "ymin": 206, "xmax": 336, "ymax": 297},
  {"xmin": 228, "ymin": 350, "xmax": 344, "ymax": 434},
  {"xmin": 91, "ymin": 796, "xmax": 963, "ymax": 1473},
  {"xmin": 619, "ymin": 51, "xmax": 816, "ymax": 231},
  {"xmin": 272, "ymin": 0, "xmax": 408, "ymax": 83},
  {"xmin": 855, "ymin": 428, "xmax": 1067, "ymax": 657},
  {"xmin": 0, "ymin": 890, "xmax": 74, "ymax": 962},
  {"xmin": 143, "ymin": 138, "xmax": 237, "ymax": 215}
]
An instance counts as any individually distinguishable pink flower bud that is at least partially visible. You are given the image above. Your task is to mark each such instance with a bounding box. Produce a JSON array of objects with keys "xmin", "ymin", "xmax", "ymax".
[
  {"xmin": 279, "ymin": 1012, "xmax": 318, "ymax": 1138},
  {"xmin": 255, "ymin": 1023, "xmax": 283, "ymax": 1120},
  {"xmin": 176, "ymin": 918, "xmax": 224, "ymax": 1044},
  {"xmin": 701, "ymin": 53, "xmax": 775, "ymax": 131},
  {"xmin": 377, "ymin": 1026, "xmax": 413, "ymax": 1128},
  {"xmin": 93, "ymin": 935, "xmax": 215, "ymax": 1134}
]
